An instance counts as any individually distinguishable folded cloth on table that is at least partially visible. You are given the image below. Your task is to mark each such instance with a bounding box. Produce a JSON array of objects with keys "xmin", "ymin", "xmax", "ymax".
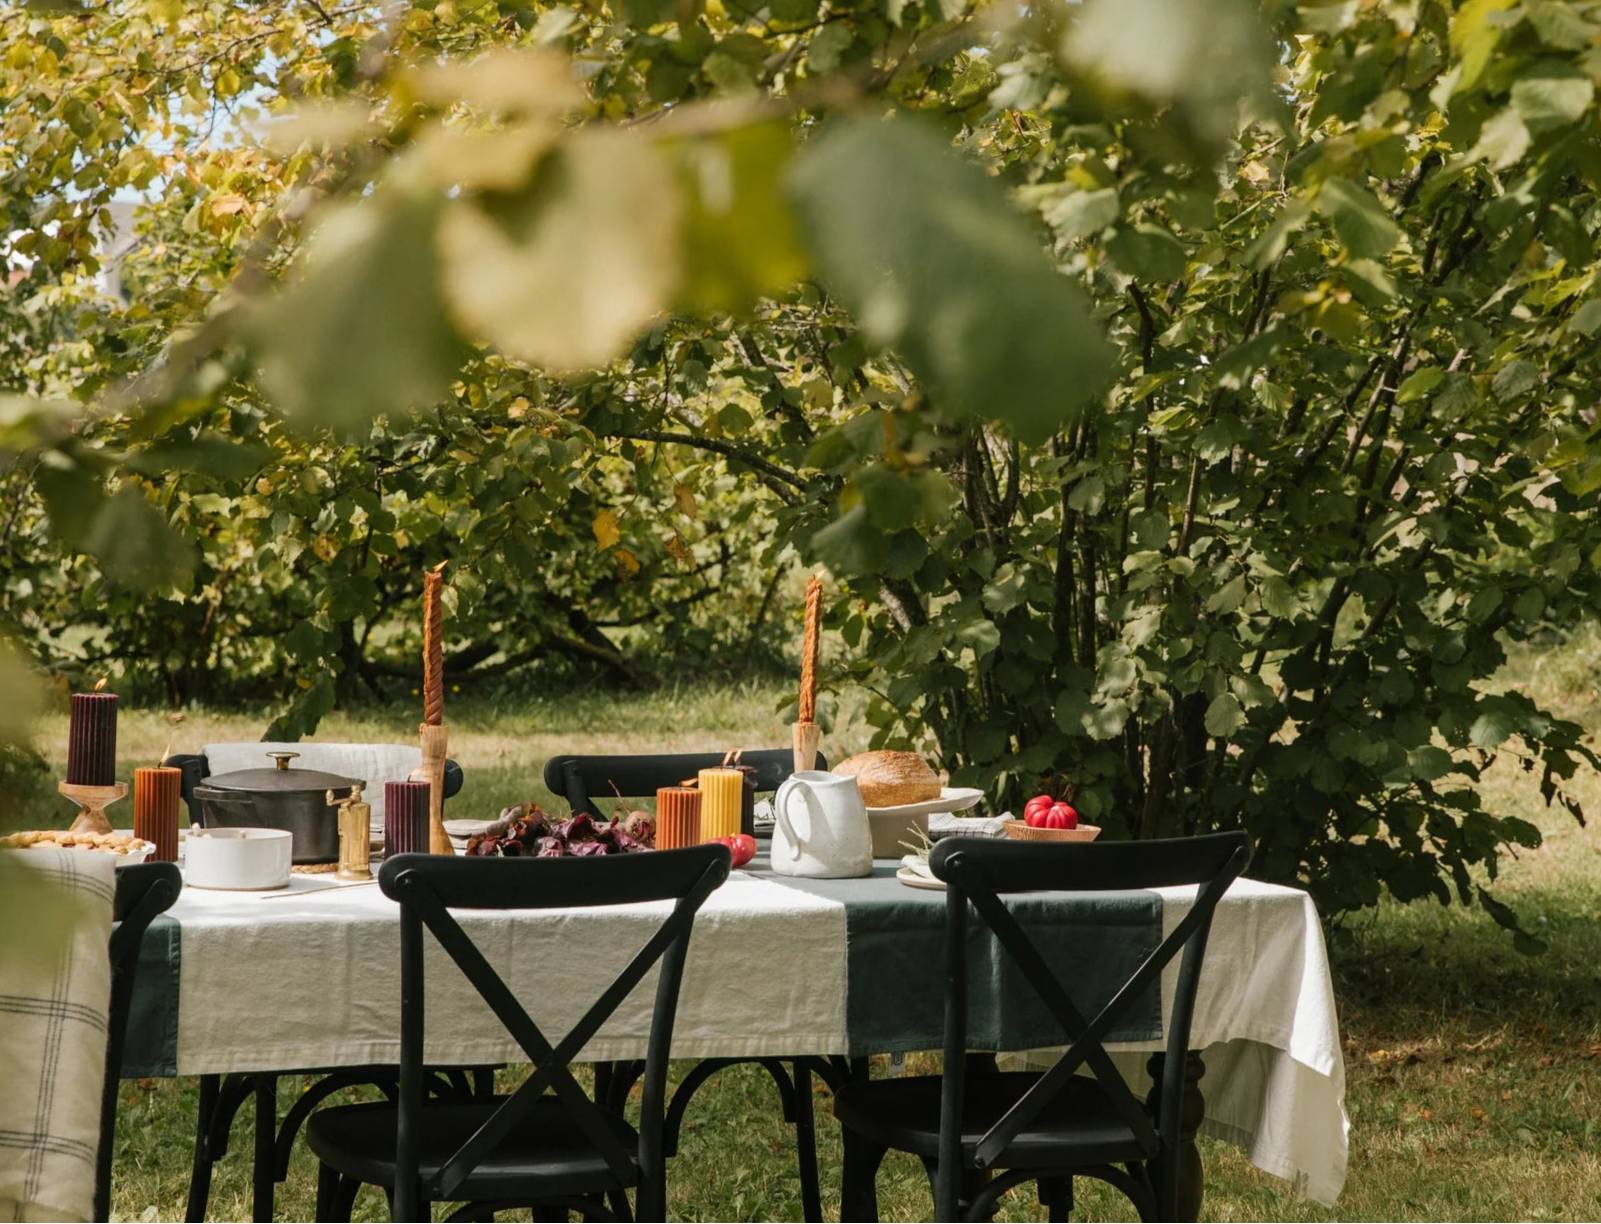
[
  {"xmin": 0, "ymin": 849, "xmax": 115, "ymax": 1223},
  {"xmin": 929, "ymin": 812, "xmax": 1009, "ymax": 839}
]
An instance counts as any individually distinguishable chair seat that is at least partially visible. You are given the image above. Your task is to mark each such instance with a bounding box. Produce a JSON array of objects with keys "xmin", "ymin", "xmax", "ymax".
[
  {"xmin": 833, "ymin": 1071, "xmax": 1154, "ymax": 1167},
  {"xmin": 306, "ymin": 1095, "xmax": 641, "ymax": 1201}
]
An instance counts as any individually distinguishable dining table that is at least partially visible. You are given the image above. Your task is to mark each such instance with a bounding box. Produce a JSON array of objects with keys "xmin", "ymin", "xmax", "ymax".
[{"xmin": 124, "ymin": 845, "xmax": 1350, "ymax": 1219}]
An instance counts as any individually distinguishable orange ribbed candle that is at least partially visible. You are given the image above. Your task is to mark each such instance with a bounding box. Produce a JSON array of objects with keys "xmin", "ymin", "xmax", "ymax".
[
  {"xmin": 656, "ymin": 787, "xmax": 702, "ymax": 850},
  {"xmin": 133, "ymin": 766, "xmax": 181, "ymax": 862}
]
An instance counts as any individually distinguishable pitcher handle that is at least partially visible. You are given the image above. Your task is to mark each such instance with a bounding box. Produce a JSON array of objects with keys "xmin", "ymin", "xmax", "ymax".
[{"xmin": 773, "ymin": 776, "xmax": 805, "ymax": 862}]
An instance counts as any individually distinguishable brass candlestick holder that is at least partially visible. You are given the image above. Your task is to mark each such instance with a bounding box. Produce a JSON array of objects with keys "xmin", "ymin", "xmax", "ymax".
[
  {"xmin": 419, "ymin": 722, "xmax": 452, "ymax": 854},
  {"xmin": 59, "ymin": 780, "xmax": 128, "ymax": 836},
  {"xmin": 329, "ymin": 785, "xmax": 373, "ymax": 881},
  {"xmin": 793, "ymin": 721, "xmax": 820, "ymax": 773}
]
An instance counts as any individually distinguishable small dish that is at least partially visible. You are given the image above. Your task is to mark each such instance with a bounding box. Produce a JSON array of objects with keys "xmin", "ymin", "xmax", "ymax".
[
  {"xmin": 1002, "ymin": 819, "xmax": 1102, "ymax": 843},
  {"xmin": 184, "ymin": 827, "xmax": 293, "ymax": 890},
  {"xmin": 895, "ymin": 865, "xmax": 946, "ymax": 891},
  {"xmin": 865, "ymin": 786, "xmax": 984, "ymax": 819}
]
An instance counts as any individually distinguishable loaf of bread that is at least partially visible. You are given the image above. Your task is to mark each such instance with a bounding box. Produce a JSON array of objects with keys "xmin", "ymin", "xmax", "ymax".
[{"xmin": 833, "ymin": 751, "xmax": 943, "ymax": 808}]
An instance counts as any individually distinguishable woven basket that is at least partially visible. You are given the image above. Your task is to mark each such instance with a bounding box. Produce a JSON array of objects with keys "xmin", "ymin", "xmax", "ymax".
[{"xmin": 1002, "ymin": 819, "xmax": 1101, "ymax": 843}]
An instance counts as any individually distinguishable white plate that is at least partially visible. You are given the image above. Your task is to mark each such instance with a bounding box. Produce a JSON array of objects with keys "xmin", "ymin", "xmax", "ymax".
[
  {"xmin": 867, "ymin": 787, "xmax": 984, "ymax": 818},
  {"xmin": 895, "ymin": 865, "xmax": 947, "ymax": 891}
]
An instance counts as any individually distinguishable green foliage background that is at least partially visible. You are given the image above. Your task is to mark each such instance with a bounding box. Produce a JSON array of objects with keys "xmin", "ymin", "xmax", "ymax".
[{"xmin": 4, "ymin": 0, "xmax": 1601, "ymax": 939}]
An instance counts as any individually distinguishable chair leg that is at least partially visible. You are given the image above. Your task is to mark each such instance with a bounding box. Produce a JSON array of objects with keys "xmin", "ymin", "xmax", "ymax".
[
  {"xmin": 334, "ymin": 1174, "xmax": 361, "ymax": 1222},
  {"xmin": 1039, "ymin": 1176, "xmax": 1073, "ymax": 1223},
  {"xmin": 840, "ymin": 1130, "xmax": 887, "ymax": 1223},
  {"xmin": 791, "ymin": 1061, "xmax": 823, "ymax": 1224},
  {"xmin": 315, "ymin": 1162, "xmax": 341, "ymax": 1222},
  {"xmin": 252, "ymin": 1074, "xmax": 278, "ymax": 1222},
  {"xmin": 186, "ymin": 1074, "xmax": 220, "ymax": 1223}
]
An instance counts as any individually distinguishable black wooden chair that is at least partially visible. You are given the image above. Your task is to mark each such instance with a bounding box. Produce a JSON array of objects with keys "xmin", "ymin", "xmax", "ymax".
[
  {"xmin": 102, "ymin": 862, "xmax": 183, "ymax": 1221},
  {"xmin": 173, "ymin": 741, "xmax": 471, "ymax": 1223},
  {"xmin": 305, "ymin": 844, "xmax": 731, "ymax": 1221},
  {"xmin": 543, "ymin": 749, "xmax": 847, "ymax": 1224},
  {"xmin": 833, "ymin": 832, "xmax": 1252, "ymax": 1224}
]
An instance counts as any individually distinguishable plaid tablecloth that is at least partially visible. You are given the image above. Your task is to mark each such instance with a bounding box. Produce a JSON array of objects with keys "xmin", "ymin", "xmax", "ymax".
[{"xmin": 0, "ymin": 851, "xmax": 115, "ymax": 1224}]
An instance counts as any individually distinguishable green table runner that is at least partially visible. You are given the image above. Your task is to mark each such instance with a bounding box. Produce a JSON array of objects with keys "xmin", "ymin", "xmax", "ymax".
[
  {"xmin": 122, "ymin": 914, "xmax": 180, "ymax": 1077},
  {"xmin": 756, "ymin": 862, "xmax": 1163, "ymax": 1056}
]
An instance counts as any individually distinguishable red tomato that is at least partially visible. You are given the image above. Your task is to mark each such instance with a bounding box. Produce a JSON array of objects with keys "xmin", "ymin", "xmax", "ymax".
[
  {"xmin": 1023, "ymin": 794, "xmax": 1055, "ymax": 828},
  {"xmin": 1043, "ymin": 802, "xmax": 1079, "ymax": 830},
  {"xmin": 712, "ymin": 834, "xmax": 757, "ymax": 868}
]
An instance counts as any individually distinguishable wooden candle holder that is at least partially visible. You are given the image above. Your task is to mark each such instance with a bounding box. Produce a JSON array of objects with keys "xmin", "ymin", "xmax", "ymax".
[
  {"xmin": 419, "ymin": 722, "xmax": 452, "ymax": 854},
  {"xmin": 793, "ymin": 721, "xmax": 820, "ymax": 773},
  {"xmin": 59, "ymin": 780, "xmax": 128, "ymax": 836}
]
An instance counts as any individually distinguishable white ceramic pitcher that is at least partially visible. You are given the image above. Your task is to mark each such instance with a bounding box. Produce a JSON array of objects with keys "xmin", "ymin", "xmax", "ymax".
[{"xmin": 770, "ymin": 770, "xmax": 873, "ymax": 879}]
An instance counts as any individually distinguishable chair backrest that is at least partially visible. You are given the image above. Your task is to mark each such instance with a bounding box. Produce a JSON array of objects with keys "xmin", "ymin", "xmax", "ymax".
[
  {"xmin": 378, "ymin": 845, "xmax": 731, "ymax": 1219},
  {"xmin": 927, "ymin": 832, "xmax": 1251, "ymax": 1208},
  {"xmin": 168, "ymin": 743, "xmax": 464, "ymax": 825},
  {"xmin": 100, "ymin": 862, "xmax": 182, "ymax": 1221},
  {"xmin": 542, "ymin": 748, "xmax": 827, "ymax": 819}
]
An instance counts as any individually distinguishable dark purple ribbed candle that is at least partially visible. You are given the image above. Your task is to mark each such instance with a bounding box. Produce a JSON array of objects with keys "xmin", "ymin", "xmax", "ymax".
[
  {"xmin": 66, "ymin": 691, "xmax": 119, "ymax": 786},
  {"xmin": 735, "ymin": 764, "xmax": 757, "ymax": 838},
  {"xmin": 385, "ymin": 781, "xmax": 431, "ymax": 858}
]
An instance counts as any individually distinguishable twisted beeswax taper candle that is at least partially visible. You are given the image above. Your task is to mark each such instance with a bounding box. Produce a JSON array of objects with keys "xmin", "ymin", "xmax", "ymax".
[
  {"xmin": 422, "ymin": 564, "xmax": 445, "ymax": 726},
  {"xmin": 798, "ymin": 574, "xmax": 822, "ymax": 724}
]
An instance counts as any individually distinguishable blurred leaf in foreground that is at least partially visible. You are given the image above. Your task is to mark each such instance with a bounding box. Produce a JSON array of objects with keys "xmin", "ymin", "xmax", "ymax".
[
  {"xmin": 249, "ymin": 181, "xmax": 468, "ymax": 431},
  {"xmin": 439, "ymin": 131, "xmax": 681, "ymax": 372},
  {"xmin": 788, "ymin": 114, "xmax": 1112, "ymax": 442}
]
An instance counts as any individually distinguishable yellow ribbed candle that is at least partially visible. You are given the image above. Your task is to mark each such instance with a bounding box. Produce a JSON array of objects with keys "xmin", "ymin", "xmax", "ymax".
[{"xmin": 698, "ymin": 768, "xmax": 743, "ymax": 840}]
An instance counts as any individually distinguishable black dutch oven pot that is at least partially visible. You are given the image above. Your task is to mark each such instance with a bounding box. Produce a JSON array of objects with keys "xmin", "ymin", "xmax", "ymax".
[{"xmin": 193, "ymin": 751, "xmax": 363, "ymax": 864}]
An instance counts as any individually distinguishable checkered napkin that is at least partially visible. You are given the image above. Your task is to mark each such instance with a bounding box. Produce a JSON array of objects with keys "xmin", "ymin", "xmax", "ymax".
[{"xmin": 0, "ymin": 850, "xmax": 115, "ymax": 1224}]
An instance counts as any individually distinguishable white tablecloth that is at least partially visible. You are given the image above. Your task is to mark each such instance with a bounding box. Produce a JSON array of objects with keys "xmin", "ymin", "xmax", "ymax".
[{"xmin": 159, "ymin": 870, "xmax": 1347, "ymax": 1203}]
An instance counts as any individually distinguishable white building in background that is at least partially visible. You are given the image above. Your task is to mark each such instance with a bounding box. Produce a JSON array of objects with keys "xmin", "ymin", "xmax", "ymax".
[
  {"xmin": 96, "ymin": 200, "xmax": 139, "ymax": 303},
  {"xmin": 3, "ymin": 198, "xmax": 140, "ymax": 302}
]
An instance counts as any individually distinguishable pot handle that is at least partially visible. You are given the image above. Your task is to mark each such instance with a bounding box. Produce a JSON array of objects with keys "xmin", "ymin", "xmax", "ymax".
[{"xmin": 193, "ymin": 786, "xmax": 258, "ymax": 825}]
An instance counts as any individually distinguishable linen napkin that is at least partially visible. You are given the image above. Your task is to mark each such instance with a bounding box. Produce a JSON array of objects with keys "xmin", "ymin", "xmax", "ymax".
[{"xmin": 0, "ymin": 849, "xmax": 115, "ymax": 1223}]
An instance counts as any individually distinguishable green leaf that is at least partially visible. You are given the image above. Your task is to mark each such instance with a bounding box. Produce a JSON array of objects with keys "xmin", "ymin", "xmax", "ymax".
[
  {"xmin": 1570, "ymin": 300, "xmax": 1601, "ymax": 336},
  {"xmin": 128, "ymin": 437, "xmax": 272, "ymax": 482},
  {"xmin": 1395, "ymin": 367, "xmax": 1444, "ymax": 403},
  {"xmin": 854, "ymin": 466, "xmax": 921, "ymax": 531},
  {"xmin": 806, "ymin": 23, "xmax": 853, "ymax": 74},
  {"xmin": 1204, "ymin": 692, "xmax": 1245, "ymax": 737},
  {"xmin": 82, "ymin": 488, "xmax": 196, "ymax": 590},
  {"xmin": 810, "ymin": 504, "xmax": 889, "ymax": 574},
  {"xmin": 956, "ymin": 619, "xmax": 1002, "ymax": 656},
  {"xmin": 1510, "ymin": 63, "xmax": 1594, "ymax": 133},
  {"xmin": 1064, "ymin": 0, "xmax": 1280, "ymax": 156},
  {"xmin": 1407, "ymin": 744, "xmax": 1454, "ymax": 782},
  {"xmin": 1103, "ymin": 223, "xmax": 1187, "ymax": 281},
  {"xmin": 1205, "ymin": 574, "xmax": 1246, "ymax": 614},
  {"xmin": 1318, "ymin": 178, "xmax": 1400, "ymax": 259},
  {"xmin": 1469, "ymin": 701, "xmax": 1516, "ymax": 748},
  {"xmin": 1492, "ymin": 360, "xmax": 1539, "ymax": 401},
  {"xmin": 1044, "ymin": 188, "xmax": 1119, "ymax": 242},
  {"xmin": 34, "ymin": 464, "xmax": 107, "ymax": 549},
  {"xmin": 677, "ymin": 122, "xmax": 808, "ymax": 310},
  {"xmin": 251, "ymin": 182, "xmax": 467, "ymax": 431},
  {"xmin": 439, "ymin": 132, "xmax": 680, "ymax": 372},
  {"xmin": 788, "ymin": 115, "xmax": 1113, "ymax": 444}
]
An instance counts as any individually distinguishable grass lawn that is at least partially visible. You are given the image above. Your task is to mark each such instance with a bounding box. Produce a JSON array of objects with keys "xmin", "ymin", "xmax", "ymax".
[{"xmin": 13, "ymin": 641, "xmax": 1601, "ymax": 1221}]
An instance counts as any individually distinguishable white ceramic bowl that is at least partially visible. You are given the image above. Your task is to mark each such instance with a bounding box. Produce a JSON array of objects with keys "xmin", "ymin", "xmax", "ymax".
[{"xmin": 184, "ymin": 827, "xmax": 293, "ymax": 890}]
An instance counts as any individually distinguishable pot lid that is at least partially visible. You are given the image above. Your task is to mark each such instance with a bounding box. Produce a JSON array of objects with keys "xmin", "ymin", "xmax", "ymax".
[{"xmin": 205, "ymin": 751, "xmax": 363, "ymax": 794}]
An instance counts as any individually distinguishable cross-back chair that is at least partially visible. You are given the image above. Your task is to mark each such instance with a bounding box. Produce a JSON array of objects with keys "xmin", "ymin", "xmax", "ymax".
[
  {"xmin": 541, "ymin": 749, "xmax": 845, "ymax": 1224},
  {"xmin": 103, "ymin": 862, "xmax": 183, "ymax": 1222},
  {"xmin": 833, "ymin": 831, "xmax": 1252, "ymax": 1224},
  {"xmin": 306, "ymin": 844, "xmax": 731, "ymax": 1222}
]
